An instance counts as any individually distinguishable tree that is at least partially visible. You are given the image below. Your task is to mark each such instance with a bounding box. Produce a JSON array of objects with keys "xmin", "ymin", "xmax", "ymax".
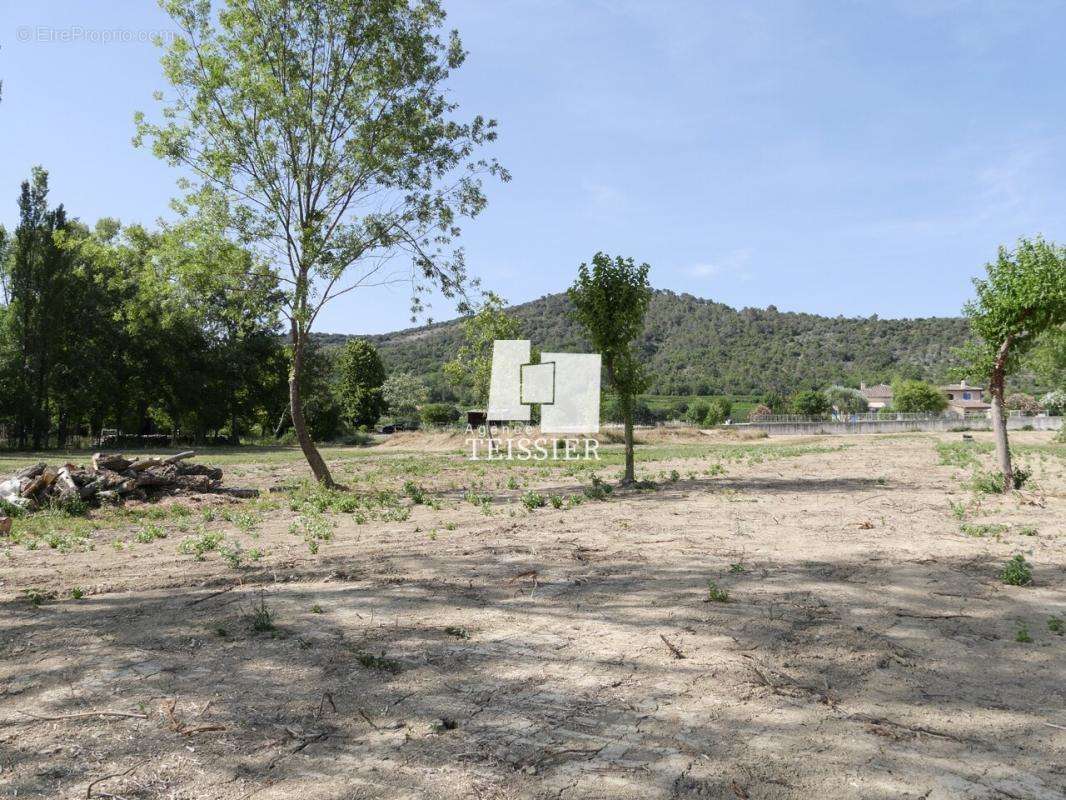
[
  {"xmin": 568, "ymin": 253, "xmax": 652, "ymax": 485},
  {"xmin": 2, "ymin": 168, "xmax": 73, "ymax": 447},
  {"xmin": 1006, "ymin": 393, "xmax": 1041, "ymax": 416},
  {"xmin": 790, "ymin": 390, "xmax": 830, "ymax": 416},
  {"xmin": 1026, "ymin": 325, "xmax": 1066, "ymax": 390},
  {"xmin": 420, "ymin": 402, "xmax": 460, "ymax": 426},
  {"xmin": 891, "ymin": 380, "xmax": 947, "ymax": 413},
  {"xmin": 382, "ymin": 372, "xmax": 429, "ymax": 424},
  {"xmin": 685, "ymin": 400, "xmax": 711, "ymax": 426},
  {"xmin": 704, "ymin": 397, "xmax": 731, "ymax": 426},
  {"xmin": 137, "ymin": 0, "xmax": 507, "ymax": 485},
  {"xmin": 824, "ymin": 385, "xmax": 868, "ymax": 415},
  {"xmin": 443, "ymin": 292, "xmax": 521, "ymax": 404},
  {"xmin": 960, "ymin": 237, "xmax": 1066, "ymax": 490},
  {"xmin": 1040, "ymin": 390, "xmax": 1066, "ymax": 416},
  {"xmin": 337, "ymin": 339, "xmax": 386, "ymax": 428}
]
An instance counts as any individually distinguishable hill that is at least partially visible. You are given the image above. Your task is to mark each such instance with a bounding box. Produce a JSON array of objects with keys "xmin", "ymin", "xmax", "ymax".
[{"xmin": 315, "ymin": 290, "xmax": 974, "ymax": 397}]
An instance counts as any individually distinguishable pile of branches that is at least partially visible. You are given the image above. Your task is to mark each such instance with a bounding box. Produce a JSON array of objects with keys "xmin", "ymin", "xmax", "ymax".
[{"xmin": 0, "ymin": 451, "xmax": 258, "ymax": 514}]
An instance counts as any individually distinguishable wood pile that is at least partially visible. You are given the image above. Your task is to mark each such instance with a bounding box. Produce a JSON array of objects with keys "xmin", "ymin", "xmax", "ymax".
[{"xmin": 0, "ymin": 451, "xmax": 258, "ymax": 514}]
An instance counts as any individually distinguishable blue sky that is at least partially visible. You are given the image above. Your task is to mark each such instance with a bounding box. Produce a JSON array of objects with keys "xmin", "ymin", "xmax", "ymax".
[{"xmin": 2, "ymin": 0, "xmax": 1064, "ymax": 334}]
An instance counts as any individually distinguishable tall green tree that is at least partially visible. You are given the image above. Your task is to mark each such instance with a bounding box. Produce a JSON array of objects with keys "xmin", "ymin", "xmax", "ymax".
[
  {"xmin": 338, "ymin": 339, "xmax": 386, "ymax": 428},
  {"xmin": 568, "ymin": 253, "xmax": 651, "ymax": 485},
  {"xmin": 960, "ymin": 237, "xmax": 1066, "ymax": 490},
  {"xmin": 136, "ymin": 0, "xmax": 507, "ymax": 486},
  {"xmin": 382, "ymin": 371, "xmax": 429, "ymax": 424},
  {"xmin": 3, "ymin": 168, "xmax": 74, "ymax": 448},
  {"xmin": 443, "ymin": 292, "xmax": 520, "ymax": 405},
  {"xmin": 891, "ymin": 380, "xmax": 947, "ymax": 413}
]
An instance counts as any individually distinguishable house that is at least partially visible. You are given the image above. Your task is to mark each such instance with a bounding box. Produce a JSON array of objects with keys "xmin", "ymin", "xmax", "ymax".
[
  {"xmin": 859, "ymin": 382, "xmax": 893, "ymax": 411},
  {"xmin": 941, "ymin": 380, "xmax": 991, "ymax": 416}
]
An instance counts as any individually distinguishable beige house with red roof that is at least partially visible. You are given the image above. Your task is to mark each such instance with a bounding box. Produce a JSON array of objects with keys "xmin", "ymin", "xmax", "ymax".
[
  {"xmin": 940, "ymin": 380, "xmax": 991, "ymax": 416},
  {"xmin": 859, "ymin": 382, "xmax": 893, "ymax": 411}
]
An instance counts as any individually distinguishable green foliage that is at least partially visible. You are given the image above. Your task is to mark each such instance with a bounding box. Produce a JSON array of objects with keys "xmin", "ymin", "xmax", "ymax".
[
  {"xmin": 382, "ymin": 372, "xmax": 429, "ymax": 422},
  {"xmin": 337, "ymin": 339, "xmax": 386, "ymax": 428},
  {"xmin": 442, "ymin": 292, "xmax": 520, "ymax": 404},
  {"xmin": 999, "ymin": 555, "xmax": 1033, "ymax": 586},
  {"xmin": 582, "ymin": 474, "xmax": 613, "ymax": 500},
  {"xmin": 685, "ymin": 400, "xmax": 711, "ymax": 425},
  {"xmin": 568, "ymin": 253, "xmax": 652, "ymax": 483},
  {"xmin": 1040, "ymin": 390, "xmax": 1066, "ymax": 416},
  {"xmin": 247, "ymin": 594, "xmax": 275, "ymax": 633},
  {"xmin": 892, "ymin": 380, "xmax": 948, "ymax": 413},
  {"xmin": 520, "ymin": 490, "xmax": 546, "ymax": 510},
  {"xmin": 1005, "ymin": 393, "xmax": 1041, "ymax": 415},
  {"xmin": 824, "ymin": 385, "xmax": 869, "ymax": 414},
  {"xmin": 1049, "ymin": 617, "xmax": 1064, "ymax": 635},
  {"xmin": 420, "ymin": 403, "xmax": 460, "ymax": 427},
  {"xmin": 137, "ymin": 0, "xmax": 506, "ymax": 483},
  {"xmin": 790, "ymin": 389, "xmax": 830, "ymax": 416},
  {"xmin": 959, "ymin": 522, "xmax": 1007, "ymax": 537},
  {"xmin": 705, "ymin": 581, "xmax": 730, "ymax": 603},
  {"xmin": 178, "ymin": 529, "xmax": 224, "ymax": 560},
  {"xmin": 1015, "ymin": 624, "xmax": 1032, "ymax": 643},
  {"xmin": 959, "ymin": 237, "xmax": 1066, "ymax": 491},
  {"xmin": 703, "ymin": 397, "xmax": 732, "ymax": 426},
  {"xmin": 937, "ymin": 441, "xmax": 984, "ymax": 468},
  {"xmin": 403, "ymin": 481, "xmax": 426, "ymax": 505},
  {"xmin": 362, "ymin": 291, "xmax": 976, "ymax": 399}
]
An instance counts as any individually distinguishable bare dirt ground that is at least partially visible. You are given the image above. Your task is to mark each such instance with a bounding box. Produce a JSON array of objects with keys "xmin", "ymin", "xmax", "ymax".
[{"xmin": 1, "ymin": 430, "xmax": 1064, "ymax": 799}]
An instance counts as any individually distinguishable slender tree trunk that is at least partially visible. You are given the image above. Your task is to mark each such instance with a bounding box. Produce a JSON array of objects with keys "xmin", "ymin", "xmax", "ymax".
[
  {"xmin": 621, "ymin": 394, "xmax": 635, "ymax": 485},
  {"xmin": 290, "ymin": 325, "xmax": 335, "ymax": 487},
  {"xmin": 990, "ymin": 338, "xmax": 1013, "ymax": 492}
]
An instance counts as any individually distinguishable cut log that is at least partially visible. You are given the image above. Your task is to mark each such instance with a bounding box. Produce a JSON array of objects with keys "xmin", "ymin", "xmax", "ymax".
[
  {"xmin": 55, "ymin": 467, "xmax": 79, "ymax": 499},
  {"xmin": 0, "ymin": 516, "xmax": 10, "ymax": 535},
  {"xmin": 93, "ymin": 453, "xmax": 133, "ymax": 473},
  {"xmin": 217, "ymin": 487, "xmax": 260, "ymax": 499},
  {"xmin": 164, "ymin": 450, "xmax": 197, "ymax": 465},
  {"xmin": 128, "ymin": 457, "xmax": 166, "ymax": 473},
  {"xmin": 176, "ymin": 463, "xmax": 223, "ymax": 481},
  {"xmin": 21, "ymin": 468, "xmax": 58, "ymax": 498},
  {"xmin": 16, "ymin": 463, "xmax": 47, "ymax": 480}
]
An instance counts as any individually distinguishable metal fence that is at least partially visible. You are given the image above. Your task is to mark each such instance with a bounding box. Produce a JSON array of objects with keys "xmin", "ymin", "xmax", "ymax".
[{"xmin": 749, "ymin": 412, "xmax": 960, "ymax": 424}]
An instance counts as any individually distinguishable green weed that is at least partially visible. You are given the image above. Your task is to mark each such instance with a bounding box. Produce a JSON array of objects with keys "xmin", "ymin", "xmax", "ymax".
[
  {"xmin": 705, "ymin": 581, "xmax": 730, "ymax": 603},
  {"xmin": 1000, "ymin": 555, "xmax": 1033, "ymax": 586}
]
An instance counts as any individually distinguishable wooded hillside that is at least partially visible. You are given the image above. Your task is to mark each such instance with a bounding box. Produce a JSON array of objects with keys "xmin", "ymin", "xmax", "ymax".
[{"xmin": 319, "ymin": 291, "xmax": 975, "ymax": 396}]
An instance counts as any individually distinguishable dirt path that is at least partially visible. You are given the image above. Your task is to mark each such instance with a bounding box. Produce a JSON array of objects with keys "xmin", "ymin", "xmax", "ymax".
[{"xmin": 1, "ymin": 432, "xmax": 1064, "ymax": 799}]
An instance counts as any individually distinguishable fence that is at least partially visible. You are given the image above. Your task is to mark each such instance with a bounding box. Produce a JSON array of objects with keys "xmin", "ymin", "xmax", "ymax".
[
  {"xmin": 745, "ymin": 414, "xmax": 1062, "ymax": 436},
  {"xmin": 749, "ymin": 412, "xmax": 951, "ymax": 424}
]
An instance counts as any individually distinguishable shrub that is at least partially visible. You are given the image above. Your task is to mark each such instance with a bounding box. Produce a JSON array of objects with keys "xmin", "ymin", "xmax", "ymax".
[
  {"xmin": 705, "ymin": 581, "xmax": 730, "ymax": 602},
  {"xmin": 583, "ymin": 474, "xmax": 613, "ymax": 500},
  {"xmin": 1040, "ymin": 390, "xmax": 1066, "ymax": 416},
  {"xmin": 1000, "ymin": 555, "xmax": 1033, "ymax": 586},
  {"xmin": 685, "ymin": 401, "xmax": 711, "ymax": 425},
  {"xmin": 403, "ymin": 481, "xmax": 426, "ymax": 505},
  {"xmin": 824, "ymin": 385, "xmax": 869, "ymax": 415},
  {"xmin": 420, "ymin": 403, "xmax": 461, "ymax": 427},
  {"xmin": 520, "ymin": 490, "xmax": 546, "ymax": 510},
  {"xmin": 703, "ymin": 397, "xmax": 732, "ymax": 426},
  {"xmin": 1006, "ymin": 393, "xmax": 1041, "ymax": 416},
  {"xmin": 892, "ymin": 380, "xmax": 948, "ymax": 413},
  {"xmin": 790, "ymin": 389, "xmax": 830, "ymax": 416},
  {"xmin": 749, "ymin": 403, "xmax": 773, "ymax": 420}
]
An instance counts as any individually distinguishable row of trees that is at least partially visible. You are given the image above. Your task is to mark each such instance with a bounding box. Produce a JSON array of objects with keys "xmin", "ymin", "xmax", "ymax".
[
  {"xmin": 0, "ymin": 168, "xmax": 287, "ymax": 448},
  {"xmin": 0, "ymin": 168, "xmax": 449, "ymax": 449}
]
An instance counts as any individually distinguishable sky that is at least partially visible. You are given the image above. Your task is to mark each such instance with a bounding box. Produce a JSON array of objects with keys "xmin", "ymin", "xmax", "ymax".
[{"xmin": 1, "ymin": 0, "xmax": 1065, "ymax": 334}]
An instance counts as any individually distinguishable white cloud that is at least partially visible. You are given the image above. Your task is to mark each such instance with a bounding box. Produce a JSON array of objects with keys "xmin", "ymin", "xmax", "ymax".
[{"xmin": 685, "ymin": 248, "xmax": 754, "ymax": 281}]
